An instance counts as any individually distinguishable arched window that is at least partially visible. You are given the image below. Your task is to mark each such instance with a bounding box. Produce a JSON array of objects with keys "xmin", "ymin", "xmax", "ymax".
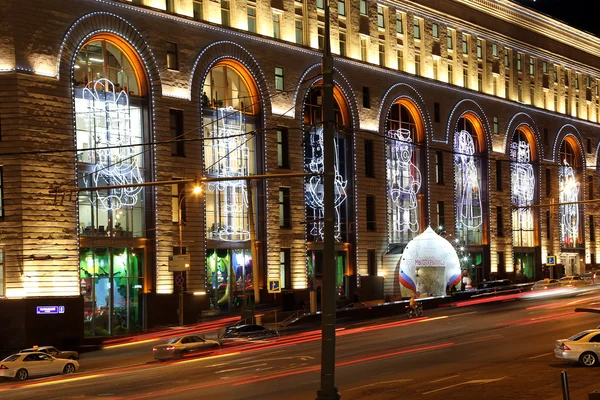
[
  {"xmin": 510, "ymin": 128, "xmax": 536, "ymax": 248},
  {"xmin": 74, "ymin": 36, "xmax": 151, "ymax": 336},
  {"xmin": 559, "ymin": 138, "xmax": 582, "ymax": 248},
  {"xmin": 203, "ymin": 61, "xmax": 260, "ymax": 309},
  {"xmin": 454, "ymin": 116, "xmax": 485, "ymax": 245},
  {"xmin": 386, "ymin": 100, "xmax": 424, "ymax": 244},
  {"xmin": 203, "ymin": 61, "xmax": 259, "ymax": 242},
  {"xmin": 75, "ymin": 37, "xmax": 150, "ymax": 239},
  {"xmin": 303, "ymin": 85, "xmax": 349, "ymax": 243}
]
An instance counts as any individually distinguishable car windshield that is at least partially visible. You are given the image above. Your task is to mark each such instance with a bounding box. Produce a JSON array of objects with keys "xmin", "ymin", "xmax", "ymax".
[
  {"xmin": 568, "ymin": 331, "xmax": 592, "ymax": 341},
  {"xmin": 2, "ymin": 355, "xmax": 20, "ymax": 362},
  {"xmin": 167, "ymin": 338, "xmax": 180, "ymax": 344}
]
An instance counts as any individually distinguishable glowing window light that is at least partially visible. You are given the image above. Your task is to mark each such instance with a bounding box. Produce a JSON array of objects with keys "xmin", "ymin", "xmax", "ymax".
[
  {"xmin": 454, "ymin": 130, "xmax": 483, "ymax": 230},
  {"xmin": 387, "ymin": 128, "xmax": 421, "ymax": 237},
  {"xmin": 305, "ymin": 126, "xmax": 347, "ymax": 241},
  {"xmin": 559, "ymin": 159, "xmax": 580, "ymax": 245},
  {"xmin": 205, "ymin": 107, "xmax": 251, "ymax": 242},
  {"xmin": 79, "ymin": 78, "xmax": 144, "ymax": 211},
  {"xmin": 510, "ymin": 140, "xmax": 535, "ymax": 246}
]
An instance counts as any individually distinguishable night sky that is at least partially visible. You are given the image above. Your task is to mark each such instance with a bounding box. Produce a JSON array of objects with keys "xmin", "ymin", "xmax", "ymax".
[{"xmin": 512, "ymin": 0, "xmax": 600, "ymax": 36}]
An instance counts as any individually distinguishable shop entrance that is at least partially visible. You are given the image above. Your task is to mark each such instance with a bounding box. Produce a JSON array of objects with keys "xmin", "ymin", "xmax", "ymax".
[
  {"xmin": 80, "ymin": 247, "xmax": 144, "ymax": 336},
  {"xmin": 206, "ymin": 248, "xmax": 253, "ymax": 310},
  {"xmin": 307, "ymin": 250, "xmax": 348, "ymax": 299}
]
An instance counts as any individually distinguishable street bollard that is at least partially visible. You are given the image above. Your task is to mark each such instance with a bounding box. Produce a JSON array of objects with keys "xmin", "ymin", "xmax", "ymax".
[{"xmin": 561, "ymin": 370, "xmax": 570, "ymax": 400}]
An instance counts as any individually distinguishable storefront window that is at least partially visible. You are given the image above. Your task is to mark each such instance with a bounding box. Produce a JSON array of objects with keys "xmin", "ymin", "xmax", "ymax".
[
  {"xmin": 386, "ymin": 101, "xmax": 424, "ymax": 245},
  {"xmin": 203, "ymin": 61, "xmax": 261, "ymax": 309},
  {"xmin": 454, "ymin": 117, "xmax": 484, "ymax": 245},
  {"xmin": 559, "ymin": 140, "xmax": 582, "ymax": 248},
  {"xmin": 206, "ymin": 249, "xmax": 253, "ymax": 308},
  {"xmin": 80, "ymin": 248, "xmax": 144, "ymax": 336},
  {"xmin": 511, "ymin": 128, "xmax": 536, "ymax": 247},
  {"xmin": 74, "ymin": 39, "xmax": 149, "ymax": 238},
  {"xmin": 303, "ymin": 86, "xmax": 349, "ymax": 242}
]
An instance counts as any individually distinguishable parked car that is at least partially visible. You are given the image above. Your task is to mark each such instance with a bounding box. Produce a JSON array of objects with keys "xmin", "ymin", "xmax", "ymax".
[
  {"xmin": 152, "ymin": 335, "xmax": 220, "ymax": 361},
  {"xmin": 475, "ymin": 279, "xmax": 520, "ymax": 296},
  {"xmin": 19, "ymin": 346, "xmax": 79, "ymax": 360},
  {"xmin": 531, "ymin": 279, "xmax": 562, "ymax": 291},
  {"xmin": 0, "ymin": 352, "xmax": 79, "ymax": 380},
  {"xmin": 555, "ymin": 329, "xmax": 600, "ymax": 367},
  {"xmin": 219, "ymin": 324, "xmax": 278, "ymax": 340},
  {"xmin": 558, "ymin": 275, "xmax": 589, "ymax": 287}
]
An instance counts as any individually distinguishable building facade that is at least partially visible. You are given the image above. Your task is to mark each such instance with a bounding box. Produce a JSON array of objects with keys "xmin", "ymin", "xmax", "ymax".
[{"xmin": 1, "ymin": 0, "xmax": 600, "ymax": 340}]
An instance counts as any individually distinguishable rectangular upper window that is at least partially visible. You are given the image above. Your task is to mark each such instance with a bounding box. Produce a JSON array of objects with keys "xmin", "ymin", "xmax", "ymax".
[
  {"xmin": 193, "ymin": 0, "xmax": 203, "ymax": 21},
  {"xmin": 280, "ymin": 249, "xmax": 291, "ymax": 289},
  {"xmin": 360, "ymin": 0, "xmax": 367, "ymax": 15},
  {"xmin": 529, "ymin": 57, "xmax": 535, "ymax": 76},
  {"xmin": 377, "ymin": 6, "xmax": 385, "ymax": 29},
  {"xmin": 338, "ymin": 0, "xmax": 346, "ymax": 16},
  {"xmin": 413, "ymin": 17, "xmax": 421, "ymax": 40},
  {"xmin": 277, "ymin": 127, "xmax": 289, "ymax": 168},
  {"xmin": 366, "ymin": 195, "xmax": 376, "ymax": 231},
  {"xmin": 396, "ymin": 13, "xmax": 403, "ymax": 34},
  {"xmin": 365, "ymin": 139, "xmax": 374, "ymax": 177},
  {"xmin": 476, "ymin": 39, "xmax": 483, "ymax": 59},
  {"xmin": 169, "ymin": 109, "xmax": 185, "ymax": 157},
  {"xmin": 247, "ymin": 7, "xmax": 256, "ymax": 33},
  {"xmin": 166, "ymin": 42, "xmax": 179, "ymax": 70},
  {"xmin": 447, "ymin": 29, "xmax": 454, "ymax": 50},
  {"xmin": 517, "ymin": 53, "xmax": 522, "ymax": 71},
  {"xmin": 462, "ymin": 33, "xmax": 468, "ymax": 54},
  {"xmin": 317, "ymin": 0, "xmax": 324, "ymax": 9},
  {"xmin": 432, "ymin": 23, "xmax": 439, "ymax": 39},
  {"xmin": 273, "ymin": 13, "xmax": 281, "ymax": 39},
  {"xmin": 492, "ymin": 43, "xmax": 498, "ymax": 57},
  {"xmin": 275, "ymin": 66, "xmax": 284, "ymax": 91},
  {"xmin": 279, "ymin": 188, "xmax": 291, "ymax": 228},
  {"xmin": 295, "ymin": 19, "xmax": 303, "ymax": 45}
]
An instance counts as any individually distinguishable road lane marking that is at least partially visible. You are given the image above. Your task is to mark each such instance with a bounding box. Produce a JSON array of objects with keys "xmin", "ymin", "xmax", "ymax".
[
  {"xmin": 449, "ymin": 311, "xmax": 478, "ymax": 318},
  {"xmin": 423, "ymin": 377, "xmax": 507, "ymax": 395},
  {"xmin": 457, "ymin": 334, "xmax": 503, "ymax": 346},
  {"xmin": 348, "ymin": 379, "xmax": 412, "ymax": 391},
  {"xmin": 215, "ymin": 363, "xmax": 267, "ymax": 374},
  {"xmin": 529, "ymin": 352, "xmax": 553, "ymax": 359},
  {"xmin": 429, "ymin": 374, "xmax": 460, "ymax": 384}
]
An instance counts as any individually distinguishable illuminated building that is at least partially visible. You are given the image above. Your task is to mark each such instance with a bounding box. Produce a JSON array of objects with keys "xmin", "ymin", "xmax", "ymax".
[{"xmin": 1, "ymin": 0, "xmax": 600, "ymax": 342}]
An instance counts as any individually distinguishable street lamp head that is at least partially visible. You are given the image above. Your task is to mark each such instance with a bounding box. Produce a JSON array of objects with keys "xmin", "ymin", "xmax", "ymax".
[{"xmin": 192, "ymin": 185, "xmax": 202, "ymax": 195}]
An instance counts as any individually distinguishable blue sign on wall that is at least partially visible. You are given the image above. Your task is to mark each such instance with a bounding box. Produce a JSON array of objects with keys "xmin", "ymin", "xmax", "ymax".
[{"xmin": 36, "ymin": 306, "xmax": 65, "ymax": 315}]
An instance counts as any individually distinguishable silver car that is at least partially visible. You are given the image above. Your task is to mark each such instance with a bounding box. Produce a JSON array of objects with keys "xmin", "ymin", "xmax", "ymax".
[
  {"xmin": 0, "ymin": 352, "xmax": 79, "ymax": 380},
  {"xmin": 152, "ymin": 335, "xmax": 220, "ymax": 361},
  {"xmin": 531, "ymin": 279, "xmax": 561, "ymax": 291},
  {"xmin": 20, "ymin": 346, "xmax": 79, "ymax": 360},
  {"xmin": 555, "ymin": 329, "xmax": 600, "ymax": 367}
]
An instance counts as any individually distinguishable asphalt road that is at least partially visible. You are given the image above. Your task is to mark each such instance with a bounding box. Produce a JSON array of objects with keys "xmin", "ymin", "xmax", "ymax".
[{"xmin": 3, "ymin": 290, "xmax": 600, "ymax": 400}]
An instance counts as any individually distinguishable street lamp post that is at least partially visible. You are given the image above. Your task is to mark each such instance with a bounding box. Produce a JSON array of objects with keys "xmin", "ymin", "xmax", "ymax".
[{"xmin": 316, "ymin": 0, "xmax": 340, "ymax": 399}]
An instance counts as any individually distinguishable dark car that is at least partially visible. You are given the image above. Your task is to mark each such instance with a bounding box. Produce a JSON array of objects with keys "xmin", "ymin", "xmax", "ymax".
[
  {"xmin": 475, "ymin": 279, "xmax": 520, "ymax": 296},
  {"xmin": 219, "ymin": 324, "xmax": 278, "ymax": 340}
]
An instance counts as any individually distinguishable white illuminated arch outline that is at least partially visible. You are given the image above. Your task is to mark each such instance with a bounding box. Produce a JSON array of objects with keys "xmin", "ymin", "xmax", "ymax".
[
  {"xmin": 454, "ymin": 130, "xmax": 483, "ymax": 230},
  {"xmin": 305, "ymin": 126, "xmax": 347, "ymax": 241},
  {"xmin": 559, "ymin": 159, "xmax": 580, "ymax": 245},
  {"xmin": 80, "ymin": 78, "xmax": 144, "ymax": 211},
  {"xmin": 206, "ymin": 107, "xmax": 251, "ymax": 242},
  {"xmin": 387, "ymin": 128, "xmax": 422, "ymax": 235},
  {"xmin": 510, "ymin": 140, "xmax": 535, "ymax": 245}
]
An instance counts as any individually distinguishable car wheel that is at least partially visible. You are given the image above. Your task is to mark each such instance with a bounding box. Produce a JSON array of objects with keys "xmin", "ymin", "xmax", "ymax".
[
  {"xmin": 63, "ymin": 363, "xmax": 76, "ymax": 374},
  {"xmin": 579, "ymin": 352, "xmax": 598, "ymax": 367},
  {"xmin": 15, "ymin": 369, "xmax": 28, "ymax": 381}
]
